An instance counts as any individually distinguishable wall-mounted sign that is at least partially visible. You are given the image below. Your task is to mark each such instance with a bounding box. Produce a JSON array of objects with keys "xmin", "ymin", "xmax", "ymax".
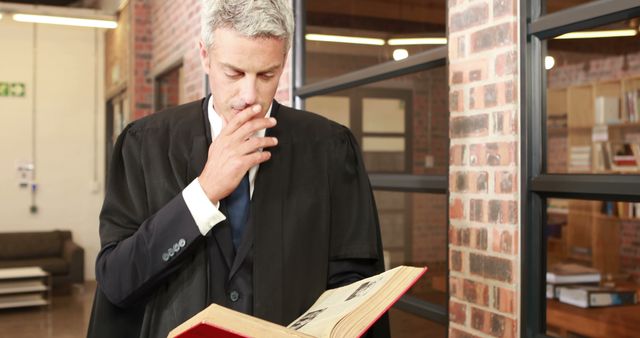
[{"xmin": 0, "ymin": 82, "xmax": 26, "ymax": 97}]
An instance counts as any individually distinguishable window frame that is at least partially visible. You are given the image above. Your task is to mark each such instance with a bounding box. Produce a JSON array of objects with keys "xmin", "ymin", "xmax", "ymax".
[
  {"xmin": 292, "ymin": 0, "xmax": 450, "ymax": 326},
  {"xmin": 522, "ymin": 1, "xmax": 640, "ymax": 337}
]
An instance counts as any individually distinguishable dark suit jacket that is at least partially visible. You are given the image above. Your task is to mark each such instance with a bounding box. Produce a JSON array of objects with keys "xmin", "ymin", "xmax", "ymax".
[{"xmin": 87, "ymin": 98, "xmax": 388, "ymax": 338}]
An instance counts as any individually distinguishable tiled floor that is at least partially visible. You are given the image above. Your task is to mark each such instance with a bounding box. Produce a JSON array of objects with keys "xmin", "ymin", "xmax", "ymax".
[{"xmin": 0, "ymin": 282, "xmax": 95, "ymax": 338}]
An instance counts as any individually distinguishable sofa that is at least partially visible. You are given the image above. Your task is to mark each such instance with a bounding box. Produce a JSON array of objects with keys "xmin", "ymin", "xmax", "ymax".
[{"xmin": 0, "ymin": 230, "xmax": 84, "ymax": 293}]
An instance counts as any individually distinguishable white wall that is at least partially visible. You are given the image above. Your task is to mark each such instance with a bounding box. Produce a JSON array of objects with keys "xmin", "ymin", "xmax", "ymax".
[{"xmin": 0, "ymin": 17, "xmax": 105, "ymax": 280}]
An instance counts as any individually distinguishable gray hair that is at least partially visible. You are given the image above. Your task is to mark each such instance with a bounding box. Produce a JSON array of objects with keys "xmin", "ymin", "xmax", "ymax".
[{"xmin": 201, "ymin": 0, "xmax": 294, "ymax": 51}]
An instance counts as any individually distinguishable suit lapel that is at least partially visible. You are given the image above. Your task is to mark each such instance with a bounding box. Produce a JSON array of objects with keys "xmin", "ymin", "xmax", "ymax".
[{"xmin": 251, "ymin": 102, "xmax": 289, "ymax": 323}]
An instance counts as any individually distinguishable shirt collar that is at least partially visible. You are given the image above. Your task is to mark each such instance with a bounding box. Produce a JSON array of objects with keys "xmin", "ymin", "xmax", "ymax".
[{"xmin": 207, "ymin": 96, "xmax": 273, "ymax": 139}]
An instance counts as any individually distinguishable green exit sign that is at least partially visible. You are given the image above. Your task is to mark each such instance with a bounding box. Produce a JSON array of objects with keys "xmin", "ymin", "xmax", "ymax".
[{"xmin": 0, "ymin": 82, "xmax": 26, "ymax": 97}]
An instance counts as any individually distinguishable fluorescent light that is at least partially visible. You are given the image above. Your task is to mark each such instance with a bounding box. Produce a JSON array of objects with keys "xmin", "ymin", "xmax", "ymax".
[
  {"xmin": 545, "ymin": 56, "xmax": 555, "ymax": 70},
  {"xmin": 393, "ymin": 49, "xmax": 409, "ymax": 61},
  {"xmin": 388, "ymin": 37, "xmax": 447, "ymax": 45},
  {"xmin": 554, "ymin": 29, "xmax": 637, "ymax": 39},
  {"xmin": 12, "ymin": 13, "xmax": 117, "ymax": 29},
  {"xmin": 0, "ymin": 13, "xmax": 3, "ymax": 20},
  {"xmin": 305, "ymin": 34, "xmax": 385, "ymax": 46}
]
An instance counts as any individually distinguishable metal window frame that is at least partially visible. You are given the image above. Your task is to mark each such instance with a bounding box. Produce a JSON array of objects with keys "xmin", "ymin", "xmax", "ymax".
[
  {"xmin": 522, "ymin": 1, "xmax": 640, "ymax": 337},
  {"xmin": 292, "ymin": 0, "xmax": 450, "ymax": 327}
]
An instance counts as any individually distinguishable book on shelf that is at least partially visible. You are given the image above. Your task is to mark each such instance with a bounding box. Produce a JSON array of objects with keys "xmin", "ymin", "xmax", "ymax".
[
  {"xmin": 569, "ymin": 146, "xmax": 592, "ymax": 172},
  {"xmin": 546, "ymin": 282, "xmax": 599, "ymax": 300},
  {"xmin": 558, "ymin": 285, "xmax": 639, "ymax": 308},
  {"xmin": 168, "ymin": 265, "xmax": 427, "ymax": 338},
  {"xmin": 594, "ymin": 96, "xmax": 620, "ymax": 125},
  {"xmin": 546, "ymin": 263, "xmax": 601, "ymax": 284},
  {"xmin": 609, "ymin": 142, "xmax": 640, "ymax": 172},
  {"xmin": 623, "ymin": 89, "xmax": 640, "ymax": 122}
]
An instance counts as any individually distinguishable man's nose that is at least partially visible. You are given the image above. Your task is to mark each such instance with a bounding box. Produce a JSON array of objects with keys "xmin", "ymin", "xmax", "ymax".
[{"xmin": 239, "ymin": 77, "xmax": 258, "ymax": 106}]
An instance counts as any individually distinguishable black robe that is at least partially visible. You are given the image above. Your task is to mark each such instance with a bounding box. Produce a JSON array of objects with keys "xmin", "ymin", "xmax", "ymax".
[{"xmin": 87, "ymin": 98, "xmax": 388, "ymax": 337}]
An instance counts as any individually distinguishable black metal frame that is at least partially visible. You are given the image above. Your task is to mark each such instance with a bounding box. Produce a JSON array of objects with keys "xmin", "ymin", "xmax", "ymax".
[
  {"xmin": 292, "ymin": 0, "xmax": 449, "ymax": 327},
  {"xmin": 522, "ymin": 1, "xmax": 640, "ymax": 337}
]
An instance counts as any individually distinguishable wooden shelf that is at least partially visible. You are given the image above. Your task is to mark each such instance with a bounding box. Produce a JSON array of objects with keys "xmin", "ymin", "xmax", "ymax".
[{"xmin": 547, "ymin": 299, "xmax": 640, "ymax": 338}]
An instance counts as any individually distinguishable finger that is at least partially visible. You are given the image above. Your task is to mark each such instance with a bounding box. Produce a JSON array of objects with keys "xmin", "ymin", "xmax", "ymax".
[
  {"xmin": 236, "ymin": 137, "xmax": 278, "ymax": 156},
  {"xmin": 232, "ymin": 117, "xmax": 277, "ymax": 142},
  {"xmin": 221, "ymin": 104, "xmax": 263, "ymax": 136},
  {"xmin": 242, "ymin": 151, "xmax": 272, "ymax": 169}
]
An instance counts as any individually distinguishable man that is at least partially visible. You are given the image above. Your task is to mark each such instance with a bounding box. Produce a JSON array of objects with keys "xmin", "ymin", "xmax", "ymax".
[{"xmin": 87, "ymin": 1, "xmax": 387, "ymax": 337}]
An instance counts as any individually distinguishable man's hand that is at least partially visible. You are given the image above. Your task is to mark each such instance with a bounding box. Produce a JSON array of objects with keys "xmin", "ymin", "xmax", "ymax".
[{"xmin": 198, "ymin": 104, "xmax": 278, "ymax": 203}]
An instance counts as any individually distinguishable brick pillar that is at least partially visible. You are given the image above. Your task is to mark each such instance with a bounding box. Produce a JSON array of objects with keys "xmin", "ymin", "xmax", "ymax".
[
  {"xmin": 448, "ymin": 0, "xmax": 520, "ymax": 337},
  {"xmin": 131, "ymin": 0, "xmax": 153, "ymax": 120}
]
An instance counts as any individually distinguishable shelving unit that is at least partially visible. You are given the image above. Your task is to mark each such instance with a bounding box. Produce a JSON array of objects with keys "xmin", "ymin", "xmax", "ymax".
[
  {"xmin": 547, "ymin": 75, "xmax": 640, "ymax": 276},
  {"xmin": 0, "ymin": 267, "xmax": 51, "ymax": 310}
]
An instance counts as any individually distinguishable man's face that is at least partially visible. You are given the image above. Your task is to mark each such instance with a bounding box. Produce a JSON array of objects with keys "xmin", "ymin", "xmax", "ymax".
[{"xmin": 199, "ymin": 28, "xmax": 286, "ymax": 123}]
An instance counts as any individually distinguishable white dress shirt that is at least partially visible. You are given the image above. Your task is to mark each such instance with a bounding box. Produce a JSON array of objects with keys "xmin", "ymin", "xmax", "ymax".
[{"xmin": 182, "ymin": 96, "xmax": 272, "ymax": 236}]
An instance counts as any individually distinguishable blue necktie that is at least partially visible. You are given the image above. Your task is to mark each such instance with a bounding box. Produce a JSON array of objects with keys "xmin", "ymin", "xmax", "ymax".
[{"xmin": 226, "ymin": 173, "xmax": 250, "ymax": 250}]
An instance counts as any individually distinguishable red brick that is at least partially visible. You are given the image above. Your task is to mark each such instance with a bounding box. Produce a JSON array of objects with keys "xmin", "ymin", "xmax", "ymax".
[
  {"xmin": 450, "ymin": 198, "xmax": 465, "ymax": 220},
  {"xmin": 470, "ymin": 22, "xmax": 517, "ymax": 54},
  {"xmin": 471, "ymin": 307, "xmax": 517, "ymax": 338},
  {"xmin": 450, "ymin": 328, "xmax": 482, "ymax": 338},
  {"xmin": 495, "ymin": 171, "xmax": 517, "ymax": 194},
  {"xmin": 449, "ymin": 3, "xmax": 489, "ymax": 33},
  {"xmin": 492, "ymin": 228, "xmax": 515, "ymax": 254},
  {"xmin": 450, "ymin": 145, "xmax": 467, "ymax": 165},
  {"xmin": 495, "ymin": 50, "xmax": 518, "ymax": 77},
  {"xmin": 469, "ymin": 253, "xmax": 513, "ymax": 283},
  {"xmin": 469, "ymin": 142, "xmax": 517, "ymax": 166},
  {"xmin": 492, "ymin": 286, "xmax": 516, "ymax": 314},
  {"xmin": 463, "ymin": 279, "xmax": 489, "ymax": 306},
  {"xmin": 493, "ymin": 0, "xmax": 516, "ymax": 18},
  {"xmin": 451, "ymin": 250, "xmax": 463, "ymax": 272},
  {"xmin": 492, "ymin": 110, "xmax": 518, "ymax": 135},
  {"xmin": 450, "ymin": 300, "xmax": 467, "ymax": 325},
  {"xmin": 451, "ymin": 114, "xmax": 490, "ymax": 138},
  {"xmin": 487, "ymin": 200, "xmax": 518, "ymax": 224}
]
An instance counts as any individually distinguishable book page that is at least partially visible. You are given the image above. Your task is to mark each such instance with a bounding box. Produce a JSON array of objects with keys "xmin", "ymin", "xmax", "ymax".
[{"xmin": 286, "ymin": 267, "xmax": 401, "ymax": 337}]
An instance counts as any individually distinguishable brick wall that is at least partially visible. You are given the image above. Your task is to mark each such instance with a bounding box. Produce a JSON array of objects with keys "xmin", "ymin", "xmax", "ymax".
[
  {"xmin": 448, "ymin": 0, "xmax": 520, "ymax": 337},
  {"xmin": 131, "ymin": 0, "xmax": 153, "ymax": 119}
]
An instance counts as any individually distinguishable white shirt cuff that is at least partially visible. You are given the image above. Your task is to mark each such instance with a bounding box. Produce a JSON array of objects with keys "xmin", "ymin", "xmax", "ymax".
[{"xmin": 182, "ymin": 178, "xmax": 226, "ymax": 236}]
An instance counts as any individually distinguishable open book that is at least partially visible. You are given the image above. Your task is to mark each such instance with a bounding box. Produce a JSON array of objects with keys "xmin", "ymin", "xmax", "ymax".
[{"xmin": 168, "ymin": 265, "xmax": 427, "ymax": 338}]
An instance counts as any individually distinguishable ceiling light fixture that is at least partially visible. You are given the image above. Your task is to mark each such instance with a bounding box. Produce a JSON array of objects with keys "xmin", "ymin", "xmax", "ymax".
[
  {"xmin": 545, "ymin": 56, "xmax": 555, "ymax": 70},
  {"xmin": 393, "ymin": 49, "xmax": 409, "ymax": 61},
  {"xmin": 388, "ymin": 37, "xmax": 447, "ymax": 45},
  {"xmin": 554, "ymin": 29, "xmax": 637, "ymax": 39},
  {"xmin": 305, "ymin": 33, "xmax": 385, "ymax": 46},
  {"xmin": 12, "ymin": 13, "xmax": 117, "ymax": 29}
]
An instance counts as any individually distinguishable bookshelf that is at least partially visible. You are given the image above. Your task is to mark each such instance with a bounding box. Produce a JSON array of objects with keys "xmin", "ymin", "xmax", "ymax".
[{"xmin": 547, "ymin": 75, "xmax": 640, "ymax": 277}]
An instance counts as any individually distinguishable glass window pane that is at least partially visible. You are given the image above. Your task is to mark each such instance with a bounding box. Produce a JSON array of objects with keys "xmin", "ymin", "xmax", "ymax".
[
  {"xmin": 375, "ymin": 191, "xmax": 447, "ymax": 307},
  {"xmin": 544, "ymin": 16, "xmax": 640, "ymax": 174},
  {"xmin": 304, "ymin": 0, "xmax": 446, "ymax": 83},
  {"xmin": 306, "ymin": 96, "xmax": 351, "ymax": 128},
  {"xmin": 544, "ymin": 0, "xmax": 597, "ymax": 14},
  {"xmin": 363, "ymin": 98, "xmax": 405, "ymax": 133},
  {"xmin": 389, "ymin": 308, "xmax": 447, "ymax": 338},
  {"xmin": 362, "ymin": 137, "xmax": 405, "ymax": 152},
  {"xmin": 545, "ymin": 197, "xmax": 640, "ymax": 337},
  {"xmin": 303, "ymin": 66, "xmax": 449, "ymax": 175}
]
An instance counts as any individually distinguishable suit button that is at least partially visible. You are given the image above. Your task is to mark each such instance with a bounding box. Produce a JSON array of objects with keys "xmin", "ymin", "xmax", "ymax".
[
  {"xmin": 168, "ymin": 248, "xmax": 175, "ymax": 257},
  {"xmin": 162, "ymin": 253, "xmax": 169, "ymax": 262},
  {"xmin": 229, "ymin": 290, "xmax": 239, "ymax": 302},
  {"xmin": 178, "ymin": 238, "xmax": 186, "ymax": 247},
  {"xmin": 173, "ymin": 243, "xmax": 180, "ymax": 252}
]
